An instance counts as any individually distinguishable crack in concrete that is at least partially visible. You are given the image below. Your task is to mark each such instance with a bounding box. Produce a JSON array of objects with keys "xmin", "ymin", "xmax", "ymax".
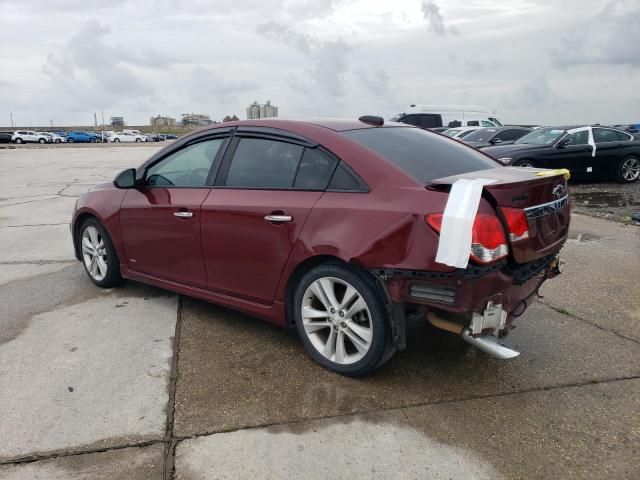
[
  {"xmin": 163, "ymin": 296, "xmax": 183, "ymax": 480},
  {"xmin": 0, "ymin": 260, "xmax": 75, "ymax": 265},
  {"xmin": 1, "ymin": 374, "xmax": 638, "ymax": 468},
  {"xmin": 540, "ymin": 300, "xmax": 640, "ymax": 345},
  {"xmin": 0, "ymin": 223, "xmax": 69, "ymax": 228}
]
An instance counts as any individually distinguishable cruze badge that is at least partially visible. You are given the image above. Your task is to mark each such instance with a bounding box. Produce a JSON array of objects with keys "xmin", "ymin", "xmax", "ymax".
[{"xmin": 552, "ymin": 184, "xmax": 566, "ymax": 199}]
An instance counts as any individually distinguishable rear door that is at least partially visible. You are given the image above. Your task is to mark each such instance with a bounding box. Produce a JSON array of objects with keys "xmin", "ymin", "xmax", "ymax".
[
  {"xmin": 592, "ymin": 127, "xmax": 633, "ymax": 177},
  {"xmin": 201, "ymin": 131, "xmax": 337, "ymax": 304},
  {"xmin": 119, "ymin": 135, "xmax": 229, "ymax": 288}
]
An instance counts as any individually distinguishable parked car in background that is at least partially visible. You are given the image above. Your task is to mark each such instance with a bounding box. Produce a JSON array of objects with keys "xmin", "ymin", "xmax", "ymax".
[
  {"xmin": 67, "ymin": 131, "xmax": 100, "ymax": 143},
  {"xmin": 462, "ymin": 127, "xmax": 531, "ymax": 149},
  {"xmin": 612, "ymin": 124, "xmax": 640, "ymax": 134},
  {"xmin": 111, "ymin": 131, "xmax": 146, "ymax": 143},
  {"xmin": 145, "ymin": 133, "xmax": 165, "ymax": 142},
  {"xmin": 0, "ymin": 131, "xmax": 13, "ymax": 143},
  {"xmin": 392, "ymin": 105, "xmax": 502, "ymax": 129},
  {"xmin": 161, "ymin": 133, "xmax": 178, "ymax": 139},
  {"xmin": 11, "ymin": 130, "xmax": 50, "ymax": 144},
  {"xmin": 71, "ymin": 117, "xmax": 569, "ymax": 376},
  {"xmin": 429, "ymin": 127, "xmax": 450, "ymax": 134},
  {"xmin": 484, "ymin": 125, "xmax": 640, "ymax": 182},
  {"xmin": 42, "ymin": 132, "xmax": 67, "ymax": 143},
  {"xmin": 442, "ymin": 126, "xmax": 482, "ymax": 139}
]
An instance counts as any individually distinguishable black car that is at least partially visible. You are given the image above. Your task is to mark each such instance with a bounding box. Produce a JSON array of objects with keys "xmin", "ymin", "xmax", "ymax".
[
  {"xmin": 462, "ymin": 127, "xmax": 531, "ymax": 149},
  {"xmin": 145, "ymin": 133, "xmax": 165, "ymax": 142},
  {"xmin": 483, "ymin": 126, "xmax": 640, "ymax": 183},
  {"xmin": 161, "ymin": 133, "xmax": 178, "ymax": 140},
  {"xmin": 0, "ymin": 131, "xmax": 12, "ymax": 143}
]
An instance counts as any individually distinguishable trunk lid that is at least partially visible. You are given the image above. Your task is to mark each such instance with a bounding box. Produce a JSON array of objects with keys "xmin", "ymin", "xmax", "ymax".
[{"xmin": 428, "ymin": 167, "xmax": 570, "ymax": 264}]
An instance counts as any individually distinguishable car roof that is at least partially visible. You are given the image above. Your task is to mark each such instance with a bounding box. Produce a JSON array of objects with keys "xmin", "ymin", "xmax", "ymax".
[{"xmin": 191, "ymin": 117, "xmax": 408, "ymax": 133}]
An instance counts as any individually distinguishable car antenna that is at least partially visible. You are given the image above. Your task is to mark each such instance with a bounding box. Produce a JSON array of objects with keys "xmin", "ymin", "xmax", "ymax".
[{"xmin": 359, "ymin": 115, "xmax": 384, "ymax": 126}]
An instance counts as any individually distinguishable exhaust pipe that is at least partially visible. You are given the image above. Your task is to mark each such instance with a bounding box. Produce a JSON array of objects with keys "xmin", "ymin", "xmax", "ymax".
[{"xmin": 461, "ymin": 329, "xmax": 520, "ymax": 359}]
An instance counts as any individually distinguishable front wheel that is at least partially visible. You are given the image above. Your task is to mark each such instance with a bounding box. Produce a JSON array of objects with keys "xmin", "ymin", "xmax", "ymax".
[
  {"xmin": 294, "ymin": 263, "xmax": 393, "ymax": 376},
  {"xmin": 135, "ymin": 138, "xmax": 142, "ymax": 143},
  {"xmin": 513, "ymin": 159, "xmax": 535, "ymax": 168},
  {"xmin": 15, "ymin": 138, "xmax": 23, "ymax": 144},
  {"xmin": 39, "ymin": 138, "xmax": 46, "ymax": 144},
  {"xmin": 68, "ymin": 138, "xmax": 74, "ymax": 143},
  {"xmin": 55, "ymin": 139, "xmax": 61, "ymax": 144},
  {"xmin": 79, "ymin": 219, "xmax": 122, "ymax": 288},
  {"xmin": 618, "ymin": 156, "xmax": 640, "ymax": 183},
  {"xmin": 114, "ymin": 138, "xmax": 120, "ymax": 143}
]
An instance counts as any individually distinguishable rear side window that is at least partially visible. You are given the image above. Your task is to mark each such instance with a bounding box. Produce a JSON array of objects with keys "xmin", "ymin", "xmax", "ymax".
[
  {"xmin": 593, "ymin": 128, "xmax": 623, "ymax": 143},
  {"xmin": 328, "ymin": 164, "xmax": 364, "ymax": 191},
  {"xmin": 225, "ymin": 138, "xmax": 302, "ymax": 188},
  {"xmin": 343, "ymin": 127, "xmax": 498, "ymax": 183},
  {"xmin": 293, "ymin": 148, "xmax": 337, "ymax": 190}
]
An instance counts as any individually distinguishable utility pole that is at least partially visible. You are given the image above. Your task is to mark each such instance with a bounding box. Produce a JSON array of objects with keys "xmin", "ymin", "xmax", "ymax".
[
  {"xmin": 101, "ymin": 108, "xmax": 105, "ymax": 142},
  {"xmin": 9, "ymin": 112, "xmax": 14, "ymax": 128}
]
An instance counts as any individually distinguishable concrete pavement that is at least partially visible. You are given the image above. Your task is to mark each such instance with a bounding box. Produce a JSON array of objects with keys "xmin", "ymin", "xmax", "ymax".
[{"xmin": 1, "ymin": 145, "xmax": 638, "ymax": 479}]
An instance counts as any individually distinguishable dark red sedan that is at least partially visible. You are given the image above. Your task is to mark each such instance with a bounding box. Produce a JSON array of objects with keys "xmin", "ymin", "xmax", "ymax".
[{"xmin": 71, "ymin": 117, "xmax": 569, "ymax": 376}]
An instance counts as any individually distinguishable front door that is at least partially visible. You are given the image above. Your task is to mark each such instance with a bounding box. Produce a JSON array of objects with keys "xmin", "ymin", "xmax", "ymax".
[
  {"xmin": 201, "ymin": 135, "xmax": 337, "ymax": 304},
  {"xmin": 546, "ymin": 128, "xmax": 594, "ymax": 175},
  {"xmin": 120, "ymin": 137, "xmax": 227, "ymax": 288}
]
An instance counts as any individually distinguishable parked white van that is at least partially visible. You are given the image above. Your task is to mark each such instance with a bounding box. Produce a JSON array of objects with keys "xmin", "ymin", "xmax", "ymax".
[{"xmin": 391, "ymin": 105, "xmax": 503, "ymax": 129}]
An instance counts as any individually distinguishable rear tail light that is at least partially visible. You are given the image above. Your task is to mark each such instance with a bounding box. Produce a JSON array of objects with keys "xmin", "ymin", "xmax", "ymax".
[
  {"xmin": 425, "ymin": 213, "xmax": 509, "ymax": 264},
  {"xmin": 500, "ymin": 207, "xmax": 529, "ymax": 242}
]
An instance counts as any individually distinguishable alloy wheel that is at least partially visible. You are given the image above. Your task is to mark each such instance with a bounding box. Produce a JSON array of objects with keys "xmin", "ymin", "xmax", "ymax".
[
  {"xmin": 301, "ymin": 277, "xmax": 373, "ymax": 365},
  {"xmin": 81, "ymin": 226, "xmax": 108, "ymax": 281},
  {"xmin": 622, "ymin": 157, "xmax": 640, "ymax": 181}
]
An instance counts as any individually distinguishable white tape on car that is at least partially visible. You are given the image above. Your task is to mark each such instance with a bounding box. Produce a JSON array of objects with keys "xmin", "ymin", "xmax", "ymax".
[{"xmin": 435, "ymin": 178, "xmax": 497, "ymax": 269}]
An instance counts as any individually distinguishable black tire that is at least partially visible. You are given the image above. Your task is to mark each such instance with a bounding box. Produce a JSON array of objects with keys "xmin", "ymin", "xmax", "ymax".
[
  {"xmin": 135, "ymin": 138, "xmax": 142, "ymax": 143},
  {"xmin": 38, "ymin": 138, "xmax": 46, "ymax": 144},
  {"xmin": 617, "ymin": 156, "xmax": 640, "ymax": 183},
  {"xmin": 293, "ymin": 263, "xmax": 394, "ymax": 376},
  {"xmin": 15, "ymin": 138, "xmax": 23, "ymax": 144},
  {"xmin": 55, "ymin": 139, "xmax": 61, "ymax": 144},
  {"xmin": 114, "ymin": 138, "xmax": 120, "ymax": 143},
  {"xmin": 68, "ymin": 138, "xmax": 74, "ymax": 143},
  {"xmin": 78, "ymin": 218, "xmax": 123, "ymax": 288},
  {"xmin": 513, "ymin": 159, "xmax": 535, "ymax": 168},
  {"xmin": 90, "ymin": 138, "xmax": 96, "ymax": 143}
]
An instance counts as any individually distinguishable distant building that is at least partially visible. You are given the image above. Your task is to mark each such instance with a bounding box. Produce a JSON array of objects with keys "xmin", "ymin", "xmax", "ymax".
[
  {"xmin": 222, "ymin": 114, "xmax": 240, "ymax": 122},
  {"xmin": 110, "ymin": 116, "xmax": 125, "ymax": 127},
  {"xmin": 181, "ymin": 113, "xmax": 213, "ymax": 126},
  {"xmin": 246, "ymin": 100, "xmax": 278, "ymax": 120},
  {"xmin": 150, "ymin": 115, "xmax": 176, "ymax": 128}
]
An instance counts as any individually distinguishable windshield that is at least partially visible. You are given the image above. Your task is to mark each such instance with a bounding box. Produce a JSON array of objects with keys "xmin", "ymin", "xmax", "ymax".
[
  {"xmin": 463, "ymin": 128, "xmax": 498, "ymax": 143},
  {"xmin": 343, "ymin": 127, "xmax": 498, "ymax": 183},
  {"xmin": 443, "ymin": 129, "xmax": 461, "ymax": 137},
  {"xmin": 515, "ymin": 127, "xmax": 566, "ymax": 145}
]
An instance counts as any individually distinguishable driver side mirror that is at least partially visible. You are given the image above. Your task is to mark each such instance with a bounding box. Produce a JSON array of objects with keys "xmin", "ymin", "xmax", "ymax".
[
  {"xmin": 114, "ymin": 168, "xmax": 137, "ymax": 188},
  {"xmin": 557, "ymin": 137, "xmax": 572, "ymax": 148}
]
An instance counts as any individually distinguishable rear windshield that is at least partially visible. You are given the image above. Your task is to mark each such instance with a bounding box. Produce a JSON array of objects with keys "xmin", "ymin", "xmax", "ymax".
[{"xmin": 343, "ymin": 127, "xmax": 498, "ymax": 183}]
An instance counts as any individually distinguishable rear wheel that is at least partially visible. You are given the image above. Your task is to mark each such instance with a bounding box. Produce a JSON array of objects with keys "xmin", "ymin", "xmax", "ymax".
[
  {"xmin": 618, "ymin": 156, "xmax": 640, "ymax": 183},
  {"xmin": 79, "ymin": 218, "xmax": 122, "ymax": 288},
  {"xmin": 68, "ymin": 138, "xmax": 74, "ymax": 143},
  {"xmin": 135, "ymin": 138, "xmax": 142, "ymax": 143},
  {"xmin": 114, "ymin": 138, "xmax": 120, "ymax": 143},
  {"xmin": 294, "ymin": 263, "xmax": 393, "ymax": 376},
  {"xmin": 38, "ymin": 138, "xmax": 46, "ymax": 144},
  {"xmin": 15, "ymin": 138, "xmax": 23, "ymax": 144},
  {"xmin": 513, "ymin": 159, "xmax": 535, "ymax": 168},
  {"xmin": 55, "ymin": 139, "xmax": 61, "ymax": 144}
]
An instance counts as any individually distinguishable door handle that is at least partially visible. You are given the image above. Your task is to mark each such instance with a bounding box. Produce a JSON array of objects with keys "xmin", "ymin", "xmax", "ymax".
[
  {"xmin": 174, "ymin": 211, "xmax": 193, "ymax": 218},
  {"xmin": 264, "ymin": 214, "xmax": 292, "ymax": 222}
]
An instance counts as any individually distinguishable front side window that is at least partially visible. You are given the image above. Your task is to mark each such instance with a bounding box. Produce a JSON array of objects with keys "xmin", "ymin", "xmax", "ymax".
[
  {"xmin": 467, "ymin": 121, "xmax": 480, "ymax": 126},
  {"xmin": 498, "ymin": 129, "xmax": 528, "ymax": 141},
  {"xmin": 481, "ymin": 120, "xmax": 494, "ymax": 127},
  {"xmin": 567, "ymin": 130, "xmax": 589, "ymax": 145},
  {"xmin": 146, "ymin": 138, "xmax": 224, "ymax": 187},
  {"xmin": 343, "ymin": 127, "xmax": 498, "ymax": 183},
  {"xmin": 225, "ymin": 138, "xmax": 302, "ymax": 188}
]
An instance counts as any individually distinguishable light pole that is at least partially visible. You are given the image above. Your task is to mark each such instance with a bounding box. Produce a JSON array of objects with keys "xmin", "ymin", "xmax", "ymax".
[{"xmin": 9, "ymin": 112, "xmax": 14, "ymax": 128}]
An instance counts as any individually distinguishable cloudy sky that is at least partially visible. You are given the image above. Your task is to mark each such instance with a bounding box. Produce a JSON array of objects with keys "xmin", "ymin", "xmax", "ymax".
[{"xmin": 0, "ymin": 0, "xmax": 638, "ymax": 127}]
